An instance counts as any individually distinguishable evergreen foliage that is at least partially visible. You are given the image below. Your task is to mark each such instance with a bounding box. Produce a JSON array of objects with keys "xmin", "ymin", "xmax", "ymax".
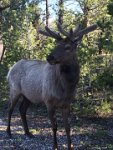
[{"xmin": 0, "ymin": 0, "xmax": 113, "ymax": 117}]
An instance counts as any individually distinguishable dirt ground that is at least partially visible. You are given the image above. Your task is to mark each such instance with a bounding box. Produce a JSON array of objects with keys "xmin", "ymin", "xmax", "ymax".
[{"xmin": 0, "ymin": 102, "xmax": 113, "ymax": 150}]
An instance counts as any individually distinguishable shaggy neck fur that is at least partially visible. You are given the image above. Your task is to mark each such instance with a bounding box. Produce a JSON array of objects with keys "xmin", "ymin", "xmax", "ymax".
[{"xmin": 58, "ymin": 56, "xmax": 80, "ymax": 100}]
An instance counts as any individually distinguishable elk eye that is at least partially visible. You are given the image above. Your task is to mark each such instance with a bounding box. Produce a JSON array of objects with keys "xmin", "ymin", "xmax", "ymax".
[
  {"xmin": 65, "ymin": 45, "xmax": 71, "ymax": 53},
  {"xmin": 66, "ymin": 49, "xmax": 70, "ymax": 53},
  {"xmin": 65, "ymin": 45, "xmax": 71, "ymax": 50}
]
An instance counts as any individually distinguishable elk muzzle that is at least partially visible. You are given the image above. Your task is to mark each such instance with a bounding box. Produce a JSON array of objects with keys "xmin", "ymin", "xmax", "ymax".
[{"xmin": 47, "ymin": 54, "xmax": 60, "ymax": 65}]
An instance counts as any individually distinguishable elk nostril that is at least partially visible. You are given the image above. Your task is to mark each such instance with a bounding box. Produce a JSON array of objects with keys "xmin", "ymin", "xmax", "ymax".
[{"xmin": 47, "ymin": 55, "xmax": 55, "ymax": 62}]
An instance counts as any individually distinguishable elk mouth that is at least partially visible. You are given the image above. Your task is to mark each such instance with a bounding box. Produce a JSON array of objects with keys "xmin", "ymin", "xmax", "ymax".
[
  {"xmin": 48, "ymin": 60, "xmax": 60, "ymax": 65},
  {"xmin": 47, "ymin": 55, "xmax": 60, "ymax": 65}
]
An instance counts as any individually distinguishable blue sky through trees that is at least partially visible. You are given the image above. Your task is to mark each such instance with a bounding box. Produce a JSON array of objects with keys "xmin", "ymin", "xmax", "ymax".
[{"xmin": 38, "ymin": 0, "xmax": 82, "ymax": 23}]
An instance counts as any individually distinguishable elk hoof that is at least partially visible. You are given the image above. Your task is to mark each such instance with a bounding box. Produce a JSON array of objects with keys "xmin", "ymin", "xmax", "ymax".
[
  {"xmin": 53, "ymin": 144, "xmax": 58, "ymax": 150},
  {"xmin": 25, "ymin": 132, "xmax": 34, "ymax": 138},
  {"xmin": 6, "ymin": 128, "xmax": 12, "ymax": 138},
  {"xmin": 68, "ymin": 144, "xmax": 74, "ymax": 150},
  {"xmin": 53, "ymin": 147, "xmax": 58, "ymax": 150}
]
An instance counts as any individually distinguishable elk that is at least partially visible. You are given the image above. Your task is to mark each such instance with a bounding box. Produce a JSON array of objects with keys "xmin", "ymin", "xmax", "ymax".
[{"xmin": 6, "ymin": 23, "xmax": 97, "ymax": 150}]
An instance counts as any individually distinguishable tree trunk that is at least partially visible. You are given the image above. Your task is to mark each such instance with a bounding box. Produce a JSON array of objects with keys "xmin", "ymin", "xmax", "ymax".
[
  {"xmin": 26, "ymin": 15, "xmax": 31, "ymax": 59},
  {"xmin": 0, "ymin": 44, "xmax": 6, "ymax": 64},
  {"xmin": 58, "ymin": 0, "xmax": 64, "ymax": 25},
  {"xmin": 83, "ymin": 0, "xmax": 89, "ymax": 28},
  {"xmin": 46, "ymin": 0, "xmax": 49, "ymax": 26}
]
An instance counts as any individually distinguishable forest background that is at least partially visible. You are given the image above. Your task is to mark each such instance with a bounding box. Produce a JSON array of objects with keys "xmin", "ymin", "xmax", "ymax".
[{"xmin": 0, "ymin": 0, "xmax": 113, "ymax": 117}]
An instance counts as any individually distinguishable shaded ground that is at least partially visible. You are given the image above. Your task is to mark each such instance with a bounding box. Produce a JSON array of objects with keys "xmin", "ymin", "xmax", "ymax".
[{"xmin": 0, "ymin": 102, "xmax": 113, "ymax": 150}]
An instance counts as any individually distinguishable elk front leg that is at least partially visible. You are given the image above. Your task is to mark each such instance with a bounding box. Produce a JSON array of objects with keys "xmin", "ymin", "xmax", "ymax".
[
  {"xmin": 48, "ymin": 107, "xmax": 58, "ymax": 149},
  {"xmin": 62, "ymin": 106, "xmax": 73, "ymax": 150}
]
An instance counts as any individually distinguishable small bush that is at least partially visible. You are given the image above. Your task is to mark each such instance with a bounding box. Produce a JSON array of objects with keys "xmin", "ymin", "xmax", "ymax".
[
  {"xmin": 72, "ymin": 98, "xmax": 112, "ymax": 118},
  {"xmin": 93, "ymin": 67, "xmax": 113, "ymax": 89},
  {"xmin": 95, "ymin": 100, "xmax": 112, "ymax": 117}
]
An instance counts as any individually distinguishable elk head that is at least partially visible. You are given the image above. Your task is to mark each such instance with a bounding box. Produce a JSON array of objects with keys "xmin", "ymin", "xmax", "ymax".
[{"xmin": 39, "ymin": 23, "xmax": 97, "ymax": 65}]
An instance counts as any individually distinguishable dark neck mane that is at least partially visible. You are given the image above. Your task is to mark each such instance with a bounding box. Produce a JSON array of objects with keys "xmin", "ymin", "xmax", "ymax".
[{"xmin": 60, "ymin": 56, "xmax": 80, "ymax": 99}]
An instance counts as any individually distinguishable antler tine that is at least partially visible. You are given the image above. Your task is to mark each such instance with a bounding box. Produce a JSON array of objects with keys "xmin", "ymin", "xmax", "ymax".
[
  {"xmin": 76, "ymin": 24, "xmax": 98, "ymax": 37},
  {"xmin": 73, "ymin": 24, "xmax": 82, "ymax": 36},
  {"xmin": 45, "ymin": 26, "xmax": 62, "ymax": 40},
  {"xmin": 38, "ymin": 29, "xmax": 52, "ymax": 37},
  {"xmin": 57, "ymin": 22, "xmax": 70, "ymax": 38}
]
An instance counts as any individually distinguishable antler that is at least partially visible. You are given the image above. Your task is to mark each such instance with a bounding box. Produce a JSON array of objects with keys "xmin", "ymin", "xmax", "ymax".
[
  {"xmin": 76, "ymin": 24, "xmax": 98, "ymax": 37},
  {"xmin": 38, "ymin": 30, "xmax": 51, "ymax": 37},
  {"xmin": 57, "ymin": 23, "xmax": 70, "ymax": 38},
  {"xmin": 45, "ymin": 26, "xmax": 62, "ymax": 40},
  {"xmin": 38, "ymin": 23, "xmax": 97, "ymax": 41},
  {"xmin": 73, "ymin": 24, "xmax": 82, "ymax": 36},
  {"xmin": 38, "ymin": 26, "xmax": 62, "ymax": 40},
  {"xmin": 72, "ymin": 24, "xmax": 97, "ymax": 44},
  {"xmin": 39, "ymin": 23, "xmax": 71, "ymax": 40}
]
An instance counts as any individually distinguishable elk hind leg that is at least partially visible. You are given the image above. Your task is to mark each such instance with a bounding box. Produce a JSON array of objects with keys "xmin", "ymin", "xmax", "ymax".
[
  {"xmin": 6, "ymin": 95, "xmax": 19, "ymax": 137},
  {"xmin": 19, "ymin": 96, "xmax": 32, "ymax": 137}
]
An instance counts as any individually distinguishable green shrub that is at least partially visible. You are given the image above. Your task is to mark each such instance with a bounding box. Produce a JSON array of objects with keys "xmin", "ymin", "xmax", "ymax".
[{"xmin": 94, "ymin": 67, "xmax": 113, "ymax": 89}]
